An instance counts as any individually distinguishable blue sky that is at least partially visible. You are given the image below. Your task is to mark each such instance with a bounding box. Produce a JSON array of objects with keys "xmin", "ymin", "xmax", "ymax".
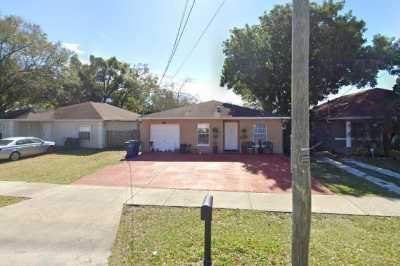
[{"xmin": 1, "ymin": 0, "xmax": 399, "ymax": 104}]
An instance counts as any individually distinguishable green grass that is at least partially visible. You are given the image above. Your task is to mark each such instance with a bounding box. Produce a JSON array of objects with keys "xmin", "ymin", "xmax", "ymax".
[
  {"xmin": 0, "ymin": 149, "xmax": 125, "ymax": 184},
  {"xmin": 0, "ymin": 195, "xmax": 28, "ymax": 207},
  {"xmin": 311, "ymin": 160, "xmax": 398, "ymax": 198},
  {"xmin": 109, "ymin": 206, "xmax": 400, "ymax": 266}
]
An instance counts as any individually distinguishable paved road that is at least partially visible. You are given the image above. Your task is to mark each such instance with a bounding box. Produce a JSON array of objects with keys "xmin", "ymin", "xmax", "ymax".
[{"xmin": 0, "ymin": 181, "xmax": 127, "ymax": 266}]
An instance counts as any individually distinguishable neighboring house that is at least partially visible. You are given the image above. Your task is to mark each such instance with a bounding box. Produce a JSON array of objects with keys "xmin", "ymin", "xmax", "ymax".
[
  {"xmin": 141, "ymin": 101, "xmax": 289, "ymax": 154},
  {"xmin": 311, "ymin": 88, "xmax": 400, "ymax": 154},
  {"xmin": 0, "ymin": 102, "xmax": 140, "ymax": 148}
]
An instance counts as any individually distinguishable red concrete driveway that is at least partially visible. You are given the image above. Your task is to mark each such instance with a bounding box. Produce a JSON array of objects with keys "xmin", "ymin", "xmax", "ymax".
[{"xmin": 74, "ymin": 153, "xmax": 331, "ymax": 194}]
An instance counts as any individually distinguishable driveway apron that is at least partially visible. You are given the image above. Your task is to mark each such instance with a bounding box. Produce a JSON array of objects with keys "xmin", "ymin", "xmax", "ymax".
[{"xmin": 0, "ymin": 181, "xmax": 127, "ymax": 266}]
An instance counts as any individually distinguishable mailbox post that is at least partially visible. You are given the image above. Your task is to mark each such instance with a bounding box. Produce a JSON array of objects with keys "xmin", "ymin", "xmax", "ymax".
[{"xmin": 201, "ymin": 195, "xmax": 213, "ymax": 266}]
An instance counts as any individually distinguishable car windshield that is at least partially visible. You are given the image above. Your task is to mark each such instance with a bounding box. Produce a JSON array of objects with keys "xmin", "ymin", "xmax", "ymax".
[{"xmin": 0, "ymin": 140, "xmax": 13, "ymax": 146}]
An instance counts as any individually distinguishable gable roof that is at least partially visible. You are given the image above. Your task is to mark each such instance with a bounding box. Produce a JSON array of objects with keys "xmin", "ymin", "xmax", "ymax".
[
  {"xmin": 143, "ymin": 100, "xmax": 287, "ymax": 119},
  {"xmin": 11, "ymin": 102, "xmax": 140, "ymax": 121},
  {"xmin": 312, "ymin": 88, "xmax": 400, "ymax": 120}
]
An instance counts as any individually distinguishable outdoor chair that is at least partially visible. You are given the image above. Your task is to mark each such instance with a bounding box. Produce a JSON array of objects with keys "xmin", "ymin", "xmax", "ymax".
[
  {"xmin": 246, "ymin": 141, "xmax": 257, "ymax": 154},
  {"xmin": 262, "ymin": 141, "xmax": 273, "ymax": 154}
]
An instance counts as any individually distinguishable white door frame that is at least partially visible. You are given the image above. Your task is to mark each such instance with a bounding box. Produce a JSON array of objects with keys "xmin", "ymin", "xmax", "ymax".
[{"xmin": 224, "ymin": 121, "xmax": 239, "ymax": 151}]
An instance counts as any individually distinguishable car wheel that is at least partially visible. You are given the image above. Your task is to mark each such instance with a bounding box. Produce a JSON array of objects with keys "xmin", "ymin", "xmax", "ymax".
[
  {"xmin": 10, "ymin": 152, "xmax": 20, "ymax": 161},
  {"xmin": 47, "ymin": 146, "xmax": 55, "ymax": 153}
]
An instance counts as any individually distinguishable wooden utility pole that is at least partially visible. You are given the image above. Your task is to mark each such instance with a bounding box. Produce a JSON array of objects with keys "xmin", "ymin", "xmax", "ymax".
[{"xmin": 291, "ymin": 0, "xmax": 311, "ymax": 265}]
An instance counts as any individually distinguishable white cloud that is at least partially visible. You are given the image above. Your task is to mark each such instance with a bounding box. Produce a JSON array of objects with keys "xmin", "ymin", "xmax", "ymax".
[
  {"xmin": 181, "ymin": 81, "xmax": 243, "ymax": 105},
  {"xmin": 61, "ymin": 43, "xmax": 85, "ymax": 55}
]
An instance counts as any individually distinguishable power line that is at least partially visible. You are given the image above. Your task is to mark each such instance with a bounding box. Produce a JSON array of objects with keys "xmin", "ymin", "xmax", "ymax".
[
  {"xmin": 158, "ymin": 0, "xmax": 189, "ymax": 84},
  {"xmin": 175, "ymin": 0, "xmax": 196, "ymax": 56},
  {"xmin": 171, "ymin": 0, "xmax": 189, "ymax": 56},
  {"xmin": 172, "ymin": 0, "xmax": 227, "ymax": 79},
  {"xmin": 159, "ymin": 0, "xmax": 196, "ymax": 85}
]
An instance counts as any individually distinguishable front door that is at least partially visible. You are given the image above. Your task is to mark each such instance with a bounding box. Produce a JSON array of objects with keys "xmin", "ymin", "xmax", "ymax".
[{"xmin": 224, "ymin": 122, "xmax": 238, "ymax": 151}]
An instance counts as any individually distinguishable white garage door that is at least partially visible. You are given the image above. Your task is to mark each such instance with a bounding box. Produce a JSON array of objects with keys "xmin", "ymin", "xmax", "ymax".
[{"xmin": 150, "ymin": 124, "xmax": 180, "ymax": 152}]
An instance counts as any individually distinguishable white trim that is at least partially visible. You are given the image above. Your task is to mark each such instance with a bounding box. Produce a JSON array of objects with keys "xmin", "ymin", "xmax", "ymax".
[
  {"xmin": 197, "ymin": 123, "xmax": 210, "ymax": 146},
  {"xmin": 252, "ymin": 123, "xmax": 268, "ymax": 143},
  {"xmin": 142, "ymin": 116, "xmax": 290, "ymax": 120}
]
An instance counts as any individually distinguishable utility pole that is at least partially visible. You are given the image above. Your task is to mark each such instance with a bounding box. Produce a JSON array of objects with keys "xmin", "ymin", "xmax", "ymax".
[{"xmin": 291, "ymin": 0, "xmax": 311, "ymax": 266}]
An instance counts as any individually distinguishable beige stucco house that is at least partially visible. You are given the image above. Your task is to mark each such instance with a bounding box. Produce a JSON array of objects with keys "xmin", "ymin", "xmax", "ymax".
[
  {"xmin": 0, "ymin": 102, "xmax": 140, "ymax": 148},
  {"xmin": 141, "ymin": 101, "xmax": 289, "ymax": 154}
]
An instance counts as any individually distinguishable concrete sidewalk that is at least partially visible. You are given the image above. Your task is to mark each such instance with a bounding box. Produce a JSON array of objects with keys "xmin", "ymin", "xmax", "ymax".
[
  {"xmin": 126, "ymin": 187, "xmax": 400, "ymax": 217},
  {"xmin": 0, "ymin": 181, "xmax": 399, "ymax": 266},
  {"xmin": 0, "ymin": 181, "xmax": 127, "ymax": 266}
]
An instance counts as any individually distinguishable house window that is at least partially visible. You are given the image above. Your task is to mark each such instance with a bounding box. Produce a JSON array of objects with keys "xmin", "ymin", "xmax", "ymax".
[
  {"xmin": 79, "ymin": 126, "xmax": 91, "ymax": 141},
  {"xmin": 253, "ymin": 123, "xmax": 267, "ymax": 144},
  {"xmin": 197, "ymin": 123, "xmax": 210, "ymax": 146}
]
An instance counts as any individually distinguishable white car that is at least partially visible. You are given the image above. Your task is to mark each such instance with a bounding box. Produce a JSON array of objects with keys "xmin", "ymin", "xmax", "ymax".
[{"xmin": 0, "ymin": 137, "xmax": 55, "ymax": 161}]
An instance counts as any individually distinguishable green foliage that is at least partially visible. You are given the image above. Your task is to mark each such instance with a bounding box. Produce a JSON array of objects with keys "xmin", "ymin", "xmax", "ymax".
[
  {"xmin": 388, "ymin": 149, "xmax": 400, "ymax": 160},
  {"xmin": 221, "ymin": 1, "xmax": 399, "ymax": 114},
  {"xmin": 393, "ymin": 76, "xmax": 400, "ymax": 95},
  {"xmin": 0, "ymin": 15, "xmax": 197, "ymax": 116},
  {"xmin": 351, "ymin": 147, "xmax": 369, "ymax": 157},
  {"xmin": 0, "ymin": 15, "xmax": 69, "ymax": 115},
  {"xmin": 240, "ymin": 128, "xmax": 248, "ymax": 140}
]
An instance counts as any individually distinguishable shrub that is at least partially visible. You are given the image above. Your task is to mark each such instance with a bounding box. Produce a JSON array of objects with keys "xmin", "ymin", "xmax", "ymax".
[
  {"xmin": 373, "ymin": 147, "xmax": 385, "ymax": 157},
  {"xmin": 388, "ymin": 149, "xmax": 400, "ymax": 160},
  {"xmin": 352, "ymin": 147, "xmax": 369, "ymax": 157}
]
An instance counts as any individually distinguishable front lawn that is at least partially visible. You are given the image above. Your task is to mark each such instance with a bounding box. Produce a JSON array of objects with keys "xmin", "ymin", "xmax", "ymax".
[
  {"xmin": 0, "ymin": 195, "xmax": 28, "ymax": 207},
  {"xmin": 109, "ymin": 206, "xmax": 400, "ymax": 265},
  {"xmin": 0, "ymin": 149, "xmax": 125, "ymax": 184},
  {"xmin": 311, "ymin": 160, "xmax": 399, "ymax": 198}
]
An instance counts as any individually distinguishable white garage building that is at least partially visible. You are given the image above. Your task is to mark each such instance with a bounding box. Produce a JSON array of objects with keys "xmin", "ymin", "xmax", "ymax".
[{"xmin": 0, "ymin": 102, "xmax": 140, "ymax": 149}]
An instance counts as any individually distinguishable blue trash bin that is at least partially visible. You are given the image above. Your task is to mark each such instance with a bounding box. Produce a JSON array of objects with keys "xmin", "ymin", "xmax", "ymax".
[{"xmin": 125, "ymin": 140, "xmax": 140, "ymax": 160}]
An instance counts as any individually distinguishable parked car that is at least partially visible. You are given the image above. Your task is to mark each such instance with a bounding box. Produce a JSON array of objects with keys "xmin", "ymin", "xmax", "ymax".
[{"xmin": 0, "ymin": 137, "xmax": 55, "ymax": 161}]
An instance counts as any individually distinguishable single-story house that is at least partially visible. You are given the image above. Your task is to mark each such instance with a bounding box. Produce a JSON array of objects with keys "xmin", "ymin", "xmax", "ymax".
[
  {"xmin": 0, "ymin": 101, "xmax": 140, "ymax": 148},
  {"xmin": 141, "ymin": 101, "xmax": 290, "ymax": 154},
  {"xmin": 311, "ymin": 88, "xmax": 400, "ymax": 154}
]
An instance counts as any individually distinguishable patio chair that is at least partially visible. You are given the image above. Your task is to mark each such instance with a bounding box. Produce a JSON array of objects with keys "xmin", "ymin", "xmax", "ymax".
[
  {"xmin": 262, "ymin": 141, "xmax": 273, "ymax": 154},
  {"xmin": 246, "ymin": 141, "xmax": 256, "ymax": 154}
]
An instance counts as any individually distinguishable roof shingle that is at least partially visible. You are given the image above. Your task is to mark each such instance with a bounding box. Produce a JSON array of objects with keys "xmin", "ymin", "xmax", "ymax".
[
  {"xmin": 13, "ymin": 102, "xmax": 140, "ymax": 121},
  {"xmin": 312, "ymin": 88, "xmax": 400, "ymax": 120},
  {"xmin": 143, "ymin": 100, "xmax": 283, "ymax": 118}
]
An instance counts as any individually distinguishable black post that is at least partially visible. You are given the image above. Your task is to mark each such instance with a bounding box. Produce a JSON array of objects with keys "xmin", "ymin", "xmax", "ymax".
[{"xmin": 201, "ymin": 195, "xmax": 213, "ymax": 266}]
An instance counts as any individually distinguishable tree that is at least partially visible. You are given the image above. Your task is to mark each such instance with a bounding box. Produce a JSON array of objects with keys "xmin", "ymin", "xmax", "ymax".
[
  {"xmin": 0, "ymin": 15, "xmax": 197, "ymax": 115},
  {"xmin": 394, "ymin": 77, "xmax": 400, "ymax": 95},
  {"xmin": 220, "ymin": 1, "xmax": 397, "ymax": 114},
  {"xmin": 147, "ymin": 86, "xmax": 197, "ymax": 114},
  {"xmin": 371, "ymin": 34, "xmax": 400, "ymax": 94},
  {"xmin": 47, "ymin": 55, "xmax": 197, "ymax": 114},
  {"xmin": 0, "ymin": 15, "xmax": 69, "ymax": 116},
  {"xmin": 112, "ymin": 64, "xmax": 157, "ymax": 114},
  {"xmin": 89, "ymin": 55, "xmax": 129, "ymax": 102}
]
